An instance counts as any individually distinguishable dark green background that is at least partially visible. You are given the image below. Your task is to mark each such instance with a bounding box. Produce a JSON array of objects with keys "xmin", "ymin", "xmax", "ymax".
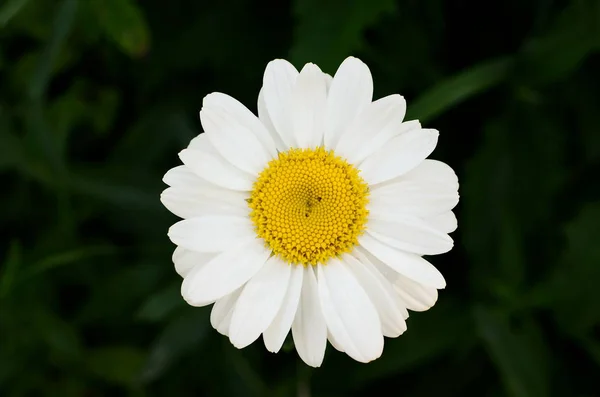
[{"xmin": 1, "ymin": 0, "xmax": 599, "ymax": 395}]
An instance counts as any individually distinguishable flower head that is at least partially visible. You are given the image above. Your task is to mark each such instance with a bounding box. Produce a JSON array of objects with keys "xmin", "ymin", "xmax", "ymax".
[{"xmin": 161, "ymin": 57, "xmax": 459, "ymax": 367}]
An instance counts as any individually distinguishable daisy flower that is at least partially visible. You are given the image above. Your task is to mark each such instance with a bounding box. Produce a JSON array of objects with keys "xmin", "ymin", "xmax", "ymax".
[{"xmin": 161, "ymin": 57, "xmax": 459, "ymax": 367}]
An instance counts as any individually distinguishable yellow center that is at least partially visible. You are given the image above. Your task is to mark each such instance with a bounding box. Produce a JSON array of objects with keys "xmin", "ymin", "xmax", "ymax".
[{"xmin": 248, "ymin": 147, "xmax": 369, "ymax": 266}]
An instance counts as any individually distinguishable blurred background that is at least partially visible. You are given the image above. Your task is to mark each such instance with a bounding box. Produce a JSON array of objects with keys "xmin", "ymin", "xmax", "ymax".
[{"xmin": 1, "ymin": 0, "xmax": 599, "ymax": 395}]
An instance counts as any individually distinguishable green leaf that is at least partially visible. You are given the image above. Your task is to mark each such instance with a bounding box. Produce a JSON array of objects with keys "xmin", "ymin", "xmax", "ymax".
[
  {"xmin": 357, "ymin": 301, "xmax": 470, "ymax": 381},
  {"xmin": 224, "ymin": 347, "xmax": 269, "ymax": 397},
  {"xmin": 575, "ymin": 335, "xmax": 600, "ymax": 368},
  {"xmin": 88, "ymin": 87, "xmax": 120, "ymax": 135},
  {"xmin": 407, "ymin": 57, "xmax": 514, "ymax": 122},
  {"xmin": 0, "ymin": 109, "xmax": 23, "ymax": 171},
  {"xmin": 0, "ymin": 240, "xmax": 21, "ymax": 298},
  {"xmin": 290, "ymin": 0, "xmax": 396, "ymax": 71},
  {"xmin": 474, "ymin": 307, "xmax": 551, "ymax": 397},
  {"xmin": 22, "ymin": 245, "xmax": 118, "ymax": 280},
  {"xmin": 3, "ymin": 0, "xmax": 53, "ymax": 40},
  {"xmin": 518, "ymin": 0, "xmax": 600, "ymax": 85},
  {"xmin": 88, "ymin": 346, "xmax": 146, "ymax": 386},
  {"xmin": 315, "ymin": 299, "xmax": 472, "ymax": 391},
  {"xmin": 567, "ymin": 75, "xmax": 600, "ymax": 163},
  {"xmin": 109, "ymin": 106, "xmax": 196, "ymax": 168},
  {"xmin": 45, "ymin": 81, "xmax": 121, "ymax": 158},
  {"xmin": 80, "ymin": 262, "xmax": 165, "ymax": 324},
  {"xmin": 461, "ymin": 108, "xmax": 567, "ymax": 299},
  {"xmin": 136, "ymin": 283, "xmax": 184, "ymax": 322},
  {"xmin": 536, "ymin": 204, "xmax": 600, "ymax": 335},
  {"xmin": 140, "ymin": 308, "xmax": 210, "ymax": 383},
  {"xmin": 70, "ymin": 171, "xmax": 159, "ymax": 210},
  {"xmin": 0, "ymin": 0, "xmax": 29, "ymax": 27},
  {"xmin": 28, "ymin": 0, "xmax": 78, "ymax": 100},
  {"xmin": 90, "ymin": 0, "xmax": 150, "ymax": 57},
  {"xmin": 21, "ymin": 0, "xmax": 78, "ymax": 194},
  {"xmin": 32, "ymin": 309, "xmax": 83, "ymax": 362},
  {"xmin": 44, "ymin": 378, "xmax": 87, "ymax": 397},
  {"xmin": 391, "ymin": 352, "xmax": 486, "ymax": 397}
]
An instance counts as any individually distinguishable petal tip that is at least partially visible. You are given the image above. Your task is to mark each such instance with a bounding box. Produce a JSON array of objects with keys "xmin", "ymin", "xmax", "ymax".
[
  {"xmin": 265, "ymin": 59, "xmax": 298, "ymax": 75},
  {"xmin": 229, "ymin": 335, "xmax": 252, "ymax": 350}
]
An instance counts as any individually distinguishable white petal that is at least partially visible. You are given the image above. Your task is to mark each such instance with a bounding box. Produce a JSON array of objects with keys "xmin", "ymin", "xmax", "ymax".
[
  {"xmin": 355, "ymin": 246, "xmax": 397, "ymax": 280},
  {"xmin": 229, "ymin": 256, "xmax": 292, "ymax": 349},
  {"xmin": 369, "ymin": 194, "xmax": 459, "ymax": 220},
  {"xmin": 366, "ymin": 216, "xmax": 454, "ymax": 255},
  {"xmin": 291, "ymin": 63, "xmax": 327, "ymax": 148},
  {"xmin": 353, "ymin": 120, "xmax": 420, "ymax": 164},
  {"xmin": 162, "ymin": 165, "xmax": 248, "ymax": 205},
  {"xmin": 210, "ymin": 287, "xmax": 243, "ymax": 336},
  {"xmin": 181, "ymin": 239, "xmax": 271, "ymax": 306},
  {"xmin": 178, "ymin": 148, "xmax": 253, "ymax": 191},
  {"xmin": 372, "ymin": 158, "xmax": 458, "ymax": 192},
  {"xmin": 327, "ymin": 330, "xmax": 345, "ymax": 352},
  {"xmin": 394, "ymin": 274, "xmax": 439, "ymax": 312},
  {"xmin": 397, "ymin": 158, "xmax": 458, "ymax": 188},
  {"xmin": 359, "ymin": 233, "xmax": 446, "ymax": 289},
  {"xmin": 370, "ymin": 206, "xmax": 460, "ymax": 228},
  {"xmin": 346, "ymin": 252, "xmax": 408, "ymax": 337},
  {"xmin": 352, "ymin": 248, "xmax": 410, "ymax": 319},
  {"xmin": 369, "ymin": 159, "xmax": 459, "ymax": 216},
  {"xmin": 161, "ymin": 187, "xmax": 247, "ymax": 219},
  {"xmin": 356, "ymin": 246, "xmax": 438, "ymax": 312},
  {"xmin": 258, "ymin": 88, "xmax": 287, "ymax": 151},
  {"xmin": 324, "ymin": 73, "xmax": 333, "ymax": 92},
  {"xmin": 263, "ymin": 264, "xmax": 304, "ymax": 353},
  {"xmin": 424, "ymin": 211, "xmax": 458, "ymax": 233},
  {"xmin": 168, "ymin": 215, "xmax": 254, "ymax": 253},
  {"xmin": 187, "ymin": 133, "xmax": 210, "ymax": 150},
  {"xmin": 324, "ymin": 57, "xmax": 373, "ymax": 150},
  {"xmin": 203, "ymin": 92, "xmax": 277, "ymax": 158},
  {"xmin": 291, "ymin": 266, "xmax": 327, "ymax": 367},
  {"xmin": 200, "ymin": 106, "xmax": 271, "ymax": 175},
  {"xmin": 317, "ymin": 259, "xmax": 384, "ymax": 363},
  {"xmin": 163, "ymin": 165, "xmax": 203, "ymax": 188},
  {"xmin": 262, "ymin": 59, "xmax": 299, "ymax": 148},
  {"xmin": 359, "ymin": 129, "xmax": 439, "ymax": 185},
  {"xmin": 334, "ymin": 95, "xmax": 405, "ymax": 162},
  {"xmin": 172, "ymin": 246, "xmax": 216, "ymax": 278}
]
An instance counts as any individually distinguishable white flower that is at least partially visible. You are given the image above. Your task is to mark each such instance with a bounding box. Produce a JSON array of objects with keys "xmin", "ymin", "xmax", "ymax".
[{"xmin": 161, "ymin": 57, "xmax": 459, "ymax": 367}]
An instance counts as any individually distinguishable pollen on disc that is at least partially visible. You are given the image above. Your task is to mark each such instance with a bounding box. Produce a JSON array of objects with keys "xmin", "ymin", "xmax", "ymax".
[{"xmin": 248, "ymin": 147, "xmax": 369, "ymax": 266}]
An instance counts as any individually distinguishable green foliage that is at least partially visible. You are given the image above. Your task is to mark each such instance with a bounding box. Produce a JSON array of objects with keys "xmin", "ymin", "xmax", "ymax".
[
  {"xmin": 0, "ymin": 0, "xmax": 29, "ymax": 27},
  {"xmin": 88, "ymin": 346, "xmax": 146, "ymax": 386},
  {"xmin": 1, "ymin": 0, "xmax": 599, "ymax": 395},
  {"xmin": 406, "ymin": 57, "xmax": 514, "ymax": 122},
  {"xmin": 88, "ymin": 0, "xmax": 150, "ymax": 57},
  {"xmin": 475, "ymin": 307, "xmax": 551, "ymax": 397},
  {"xmin": 291, "ymin": 0, "xmax": 396, "ymax": 71}
]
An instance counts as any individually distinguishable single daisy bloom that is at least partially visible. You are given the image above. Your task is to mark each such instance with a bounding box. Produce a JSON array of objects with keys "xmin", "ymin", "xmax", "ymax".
[{"xmin": 161, "ymin": 57, "xmax": 459, "ymax": 367}]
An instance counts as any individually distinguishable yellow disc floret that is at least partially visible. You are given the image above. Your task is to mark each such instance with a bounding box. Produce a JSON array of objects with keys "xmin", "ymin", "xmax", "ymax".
[{"xmin": 248, "ymin": 147, "xmax": 369, "ymax": 266}]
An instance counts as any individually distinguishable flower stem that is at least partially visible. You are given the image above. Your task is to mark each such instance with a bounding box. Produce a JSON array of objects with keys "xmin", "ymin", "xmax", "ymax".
[{"xmin": 296, "ymin": 361, "xmax": 311, "ymax": 397}]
